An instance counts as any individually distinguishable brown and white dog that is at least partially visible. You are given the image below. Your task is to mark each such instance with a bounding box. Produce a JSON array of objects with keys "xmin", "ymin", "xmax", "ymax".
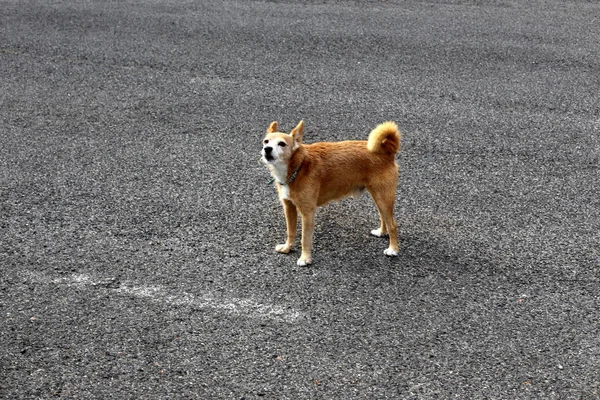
[{"xmin": 261, "ymin": 120, "xmax": 401, "ymax": 266}]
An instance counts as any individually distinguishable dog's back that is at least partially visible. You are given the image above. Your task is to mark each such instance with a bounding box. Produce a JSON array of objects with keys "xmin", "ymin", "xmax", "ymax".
[{"xmin": 298, "ymin": 122, "xmax": 401, "ymax": 206}]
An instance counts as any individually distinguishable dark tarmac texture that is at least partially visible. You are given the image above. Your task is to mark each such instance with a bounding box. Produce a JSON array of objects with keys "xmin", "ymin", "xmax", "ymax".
[{"xmin": 1, "ymin": 0, "xmax": 599, "ymax": 398}]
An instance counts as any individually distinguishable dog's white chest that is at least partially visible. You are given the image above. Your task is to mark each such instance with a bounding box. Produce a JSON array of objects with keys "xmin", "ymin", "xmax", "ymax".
[{"xmin": 278, "ymin": 184, "xmax": 290, "ymax": 200}]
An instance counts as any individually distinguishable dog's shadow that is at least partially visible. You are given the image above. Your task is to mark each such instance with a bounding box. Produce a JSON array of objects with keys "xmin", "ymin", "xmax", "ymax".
[{"xmin": 313, "ymin": 204, "xmax": 499, "ymax": 280}]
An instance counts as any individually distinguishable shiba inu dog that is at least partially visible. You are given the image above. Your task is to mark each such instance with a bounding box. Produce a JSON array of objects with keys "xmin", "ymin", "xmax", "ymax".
[{"xmin": 261, "ymin": 120, "xmax": 401, "ymax": 266}]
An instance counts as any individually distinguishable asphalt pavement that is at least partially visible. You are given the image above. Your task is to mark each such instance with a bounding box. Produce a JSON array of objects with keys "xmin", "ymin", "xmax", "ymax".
[{"xmin": 1, "ymin": 0, "xmax": 599, "ymax": 398}]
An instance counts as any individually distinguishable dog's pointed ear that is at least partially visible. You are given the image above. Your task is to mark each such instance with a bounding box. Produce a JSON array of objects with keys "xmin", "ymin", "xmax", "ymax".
[
  {"xmin": 290, "ymin": 120, "xmax": 304, "ymax": 146},
  {"xmin": 267, "ymin": 121, "xmax": 278, "ymax": 133}
]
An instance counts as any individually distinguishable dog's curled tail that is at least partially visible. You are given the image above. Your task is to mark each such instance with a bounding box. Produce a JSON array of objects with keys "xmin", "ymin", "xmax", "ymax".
[{"xmin": 367, "ymin": 121, "xmax": 401, "ymax": 155}]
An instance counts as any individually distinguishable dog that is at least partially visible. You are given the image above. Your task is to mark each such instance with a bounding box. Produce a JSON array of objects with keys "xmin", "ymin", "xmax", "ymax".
[{"xmin": 261, "ymin": 120, "xmax": 401, "ymax": 266}]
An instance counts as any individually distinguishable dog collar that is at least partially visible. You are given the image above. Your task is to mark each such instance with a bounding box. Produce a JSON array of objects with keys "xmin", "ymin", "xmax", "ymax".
[{"xmin": 268, "ymin": 163, "xmax": 302, "ymax": 186}]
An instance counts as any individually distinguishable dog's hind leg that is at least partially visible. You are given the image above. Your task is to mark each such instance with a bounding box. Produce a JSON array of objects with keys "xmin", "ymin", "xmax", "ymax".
[
  {"xmin": 370, "ymin": 212, "xmax": 388, "ymax": 238},
  {"xmin": 276, "ymin": 199, "xmax": 297, "ymax": 254},
  {"xmin": 368, "ymin": 188, "xmax": 399, "ymax": 256}
]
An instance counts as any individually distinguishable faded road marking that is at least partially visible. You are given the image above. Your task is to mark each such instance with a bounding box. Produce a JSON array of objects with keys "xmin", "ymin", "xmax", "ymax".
[{"xmin": 25, "ymin": 272, "xmax": 302, "ymax": 323}]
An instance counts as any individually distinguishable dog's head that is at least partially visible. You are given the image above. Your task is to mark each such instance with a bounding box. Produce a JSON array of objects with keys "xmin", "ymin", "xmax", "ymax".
[{"xmin": 261, "ymin": 120, "xmax": 304, "ymax": 165}]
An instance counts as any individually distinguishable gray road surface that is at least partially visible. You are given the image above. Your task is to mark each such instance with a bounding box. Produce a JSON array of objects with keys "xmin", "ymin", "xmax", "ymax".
[{"xmin": 1, "ymin": 0, "xmax": 599, "ymax": 398}]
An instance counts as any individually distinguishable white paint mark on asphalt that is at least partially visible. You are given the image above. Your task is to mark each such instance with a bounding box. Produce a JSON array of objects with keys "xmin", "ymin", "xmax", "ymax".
[{"xmin": 24, "ymin": 272, "xmax": 302, "ymax": 323}]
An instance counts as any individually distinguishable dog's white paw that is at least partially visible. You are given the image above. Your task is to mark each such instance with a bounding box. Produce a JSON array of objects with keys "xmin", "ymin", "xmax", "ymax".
[
  {"xmin": 297, "ymin": 257, "xmax": 312, "ymax": 267},
  {"xmin": 371, "ymin": 228, "xmax": 387, "ymax": 237},
  {"xmin": 384, "ymin": 247, "xmax": 399, "ymax": 257},
  {"xmin": 275, "ymin": 244, "xmax": 291, "ymax": 253}
]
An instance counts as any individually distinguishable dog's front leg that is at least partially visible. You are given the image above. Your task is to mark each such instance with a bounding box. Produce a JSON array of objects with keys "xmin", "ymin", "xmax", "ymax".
[
  {"xmin": 275, "ymin": 199, "xmax": 297, "ymax": 254},
  {"xmin": 297, "ymin": 208, "xmax": 315, "ymax": 266}
]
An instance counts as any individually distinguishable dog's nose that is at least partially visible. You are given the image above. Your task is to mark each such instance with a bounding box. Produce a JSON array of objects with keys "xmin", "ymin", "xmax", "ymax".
[{"xmin": 264, "ymin": 146, "xmax": 273, "ymax": 154}]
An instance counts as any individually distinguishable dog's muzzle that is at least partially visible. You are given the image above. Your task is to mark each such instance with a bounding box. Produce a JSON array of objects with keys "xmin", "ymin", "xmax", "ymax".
[{"xmin": 263, "ymin": 146, "xmax": 274, "ymax": 162}]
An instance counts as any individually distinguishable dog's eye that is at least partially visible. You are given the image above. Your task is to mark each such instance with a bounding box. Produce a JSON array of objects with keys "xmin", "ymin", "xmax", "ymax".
[
  {"xmin": 263, "ymin": 139, "xmax": 269, "ymax": 145},
  {"xmin": 278, "ymin": 142, "xmax": 286, "ymax": 147}
]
